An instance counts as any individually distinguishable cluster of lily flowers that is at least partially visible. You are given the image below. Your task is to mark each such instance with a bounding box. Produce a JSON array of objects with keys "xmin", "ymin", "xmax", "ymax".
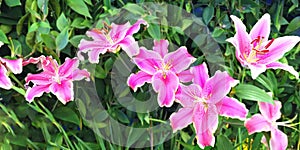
[{"xmin": 0, "ymin": 13, "xmax": 299, "ymax": 149}]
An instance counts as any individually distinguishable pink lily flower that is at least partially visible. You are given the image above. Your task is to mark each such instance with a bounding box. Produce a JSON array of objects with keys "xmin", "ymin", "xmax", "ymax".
[
  {"xmin": 170, "ymin": 63, "xmax": 248, "ymax": 148},
  {"xmin": 227, "ymin": 13, "xmax": 300, "ymax": 79},
  {"xmin": 0, "ymin": 57, "xmax": 22, "ymax": 89},
  {"xmin": 245, "ymin": 100, "xmax": 291, "ymax": 150},
  {"xmin": 78, "ymin": 19, "xmax": 148, "ymax": 63},
  {"xmin": 127, "ymin": 39, "xmax": 196, "ymax": 107},
  {"xmin": 25, "ymin": 56, "xmax": 90, "ymax": 104}
]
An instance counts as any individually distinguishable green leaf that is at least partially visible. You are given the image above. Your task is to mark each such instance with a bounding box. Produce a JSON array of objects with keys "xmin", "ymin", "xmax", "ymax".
[
  {"xmin": 41, "ymin": 34, "xmax": 56, "ymax": 49},
  {"xmin": 37, "ymin": 0, "xmax": 48, "ymax": 16},
  {"xmin": 285, "ymin": 16, "xmax": 300, "ymax": 34},
  {"xmin": 69, "ymin": 35, "xmax": 84, "ymax": 47},
  {"xmin": 202, "ymin": 6, "xmax": 214, "ymax": 25},
  {"xmin": 0, "ymin": 29, "xmax": 9, "ymax": 44},
  {"xmin": 115, "ymin": 109, "xmax": 130, "ymax": 124},
  {"xmin": 94, "ymin": 65, "xmax": 107, "ymax": 79},
  {"xmin": 66, "ymin": 0, "xmax": 91, "ymax": 18},
  {"xmin": 4, "ymin": 0, "xmax": 21, "ymax": 7},
  {"xmin": 126, "ymin": 127, "xmax": 146, "ymax": 147},
  {"xmin": 56, "ymin": 27, "xmax": 69, "ymax": 51},
  {"xmin": 147, "ymin": 24, "xmax": 161, "ymax": 40},
  {"xmin": 56, "ymin": 13, "xmax": 68, "ymax": 31},
  {"xmin": 216, "ymin": 135, "xmax": 234, "ymax": 150},
  {"xmin": 53, "ymin": 107, "xmax": 80, "ymax": 125},
  {"xmin": 83, "ymin": 0, "xmax": 92, "ymax": 5},
  {"xmin": 11, "ymin": 39, "xmax": 22, "ymax": 56},
  {"xmin": 123, "ymin": 3, "xmax": 145, "ymax": 15},
  {"xmin": 234, "ymin": 84, "xmax": 273, "ymax": 103}
]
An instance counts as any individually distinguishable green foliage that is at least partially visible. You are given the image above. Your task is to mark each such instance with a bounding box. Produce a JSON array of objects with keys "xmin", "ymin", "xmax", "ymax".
[{"xmin": 0, "ymin": 0, "xmax": 299, "ymax": 149}]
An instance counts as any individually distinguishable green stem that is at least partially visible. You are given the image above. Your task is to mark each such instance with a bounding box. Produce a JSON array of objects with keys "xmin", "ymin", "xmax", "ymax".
[
  {"xmin": 241, "ymin": 67, "xmax": 246, "ymax": 84},
  {"xmin": 9, "ymin": 73, "xmax": 24, "ymax": 88},
  {"xmin": 148, "ymin": 118, "xmax": 167, "ymax": 124}
]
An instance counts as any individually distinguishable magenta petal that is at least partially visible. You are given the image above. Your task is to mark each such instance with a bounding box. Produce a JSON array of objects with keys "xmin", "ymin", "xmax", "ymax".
[
  {"xmin": 259, "ymin": 36, "xmax": 300, "ymax": 64},
  {"xmin": 196, "ymin": 129, "xmax": 215, "ymax": 149},
  {"xmin": 191, "ymin": 63, "xmax": 209, "ymax": 89},
  {"xmin": 164, "ymin": 46, "xmax": 196, "ymax": 73},
  {"xmin": 86, "ymin": 30, "xmax": 108, "ymax": 41},
  {"xmin": 169, "ymin": 108, "xmax": 193, "ymax": 132},
  {"xmin": 109, "ymin": 22, "xmax": 130, "ymax": 41},
  {"xmin": 230, "ymin": 15, "xmax": 252, "ymax": 59},
  {"xmin": 203, "ymin": 71, "xmax": 238, "ymax": 104},
  {"xmin": 216, "ymin": 96, "xmax": 248, "ymax": 120},
  {"xmin": 177, "ymin": 69, "xmax": 193, "ymax": 82},
  {"xmin": 175, "ymin": 84, "xmax": 200, "ymax": 107},
  {"xmin": 0, "ymin": 58, "xmax": 22, "ymax": 74},
  {"xmin": 270, "ymin": 128, "xmax": 288, "ymax": 150},
  {"xmin": 266, "ymin": 62, "xmax": 299, "ymax": 79},
  {"xmin": 71, "ymin": 69, "xmax": 90, "ymax": 81},
  {"xmin": 87, "ymin": 48, "xmax": 108, "ymax": 64},
  {"xmin": 25, "ymin": 85, "xmax": 50, "ymax": 102},
  {"xmin": 59, "ymin": 58, "xmax": 79, "ymax": 77},
  {"xmin": 25, "ymin": 72, "xmax": 53, "ymax": 85},
  {"xmin": 41, "ymin": 56, "xmax": 57, "ymax": 73},
  {"xmin": 152, "ymin": 71, "xmax": 179, "ymax": 107},
  {"xmin": 118, "ymin": 36, "xmax": 140, "ymax": 57},
  {"xmin": 249, "ymin": 13, "xmax": 271, "ymax": 41},
  {"xmin": 126, "ymin": 19, "xmax": 148, "ymax": 36},
  {"xmin": 133, "ymin": 47, "xmax": 162, "ymax": 75},
  {"xmin": 258, "ymin": 100, "xmax": 282, "ymax": 122},
  {"xmin": 0, "ymin": 64, "xmax": 12, "ymax": 89},
  {"xmin": 248, "ymin": 64, "xmax": 267, "ymax": 79},
  {"xmin": 78, "ymin": 39, "xmax": 110, "ymax": 52},
  {"xmin": 193, "ymin": 103, "xmax": 218, "ymax": 148},
  {"xmin": 244, "ymin": 114, "xmax": 271, "ymax": 134},
  {"xmin": 23, "ymin": 56, "xmax": 42, "ymax": 66},
  {"xmin": 49, "ymin": 80, "xmax": 74, "ymax": 104},
  {"xmin": 127, "ymin": 71, "xmax": 152, "ymax": 92},
  {"xmin": 193, "ymin": 103, "xmax": 219, "ymax": 134},
  {"xmin": 153, "ymin": 39, "xmax": 169, "ymax": 57}
]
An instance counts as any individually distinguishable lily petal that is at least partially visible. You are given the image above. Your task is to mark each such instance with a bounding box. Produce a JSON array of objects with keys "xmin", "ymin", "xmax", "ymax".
[
  {"xmin": 127, "ymin": 71, "xmax": 152, "ymax": 92},
  {"xmin": 193, "ymin": 103, "xmax": 218, "ymax": 148},
  {"xmin": 175, "ymin": 84, "xmax": 201, "ymax": 107},
  {"xmin": 25, "ymin": 85, "xmax": 50, "ymax": 102},
  {"xmin": 258, "ymin": 100, "xmax": 282, "ymax": 122},
  {"xmin": 177, "ymin": 69, "xmax": 193, "ymax": 82},
  {"xmin": 193, "ymin": 103, "xmax": 219, "ymax": 134},
  {"xmin": 270, "ymin": 128, "xmax": 288, "ymax": 150},
  {"xmin": 0, "ymin": 64, "xmax": 12, "ymax": 89},
  {"xmin": 244, "ymin": 114, "xmax": 271, "ymax": 134},
  {"xmin": 87, "ymin": 48, "xmax": 108, "ymax": 64},
  {"xmin": 41, "ymin": 56, "xmax": 57, "ymax": 73},
  {"xmin": 59, "ymin": 58, "xmax": 79, "ymax": 77},
  {"xmin": 169, "ymin": 108, "xmax": 193, "ymax": 132},
  {"xmin": 126, "ymin": 19, "xmax": 148, "ymax": 36},
  {"xmin": 0, "ymin": 58, "xmax": 22, "ymax": 74},
  {"xmin": 249, "ymin": 13, "xmax": 271, "ymax": 41},
  {"xmin": 216, "ymin": 96, "xmax": 248, "ymax": 120},
  {"xmin": 109, "ymin": 22, "xmax": 130, "ymax": 41},
  {"xmin": 71, "ymin": 69, "xmax": 90, "ymax": 81},
  {"xmin": 49, "ymin": 80, "xmax": 74, "ymax": 104},
  {"xmin": 25, "ymin": 72, "xmax": 54, "ymax": 85},
  {"xmin": 196, "ymin": 129, "xmax": 215, "ymax": 149},
  {"xmin": 86, "ymin": 29, "xmax": 108, "ymax": 41},
  {"xmin": 153, "ymin": 39, "xmax": 169, "ymax": 58},
  {"xmin": 203, "ymin": 71, "xmax": 238, "ymax": 104},
  {"xmin": 133, "ymin": 47, "xmax": 162, "ymax": 75},
  {"xmin": 118, "ymin": 36, "xmax": 140, "ymax": 57},
  {"xmin": 191, "ymin": 63, "xmax": 209, "ymax": 89},
  {"xmin": 152, "ymin": 71, "xmax": 179, "ymax": 107},
  {"xmin": 248, "ymin": 64, "xmax": 267, "ymax": 79},
  {"xmin": 230, "ymin": 15, "xmax": 252, "ymax": 59},
  {"xmin": 164, "ymin": 46, "xmax": 196, "ymax": 73},
  {"xmin": 258, "ymin": 36, "xmax": 300, "ymax": 64},
  {"xmin": 266, "ymin": 62, "xmax": 299, "ymax": 79}
]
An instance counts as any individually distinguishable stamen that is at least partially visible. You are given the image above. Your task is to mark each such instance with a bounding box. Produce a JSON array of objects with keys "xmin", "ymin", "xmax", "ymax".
[
  {"xmin": 251, "ymin": 36, "xmax": 261, "ymax": 44},
  {"xmin": 103, "ymin": 22, "xmax": 112, "ymax": 29},
  {"xmin": 264, "ymin": 38, "xmax": 275, "ymax": 49},
  {"xmin": 92, "ymin": 29, "xmax": 103, "ymax": 34},
  {"xmin": 256, "ymin": 49, "xmax": 269, "ymax": 55}
]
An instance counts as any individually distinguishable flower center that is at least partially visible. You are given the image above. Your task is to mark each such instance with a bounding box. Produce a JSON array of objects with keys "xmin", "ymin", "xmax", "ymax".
[
  {"xmin": 244, "ymin": 36, "xmax": 274, "ymax": 63},
  {"xmin": 155, "ymin": 62, "xmax": 172, "ymax": 79}
]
